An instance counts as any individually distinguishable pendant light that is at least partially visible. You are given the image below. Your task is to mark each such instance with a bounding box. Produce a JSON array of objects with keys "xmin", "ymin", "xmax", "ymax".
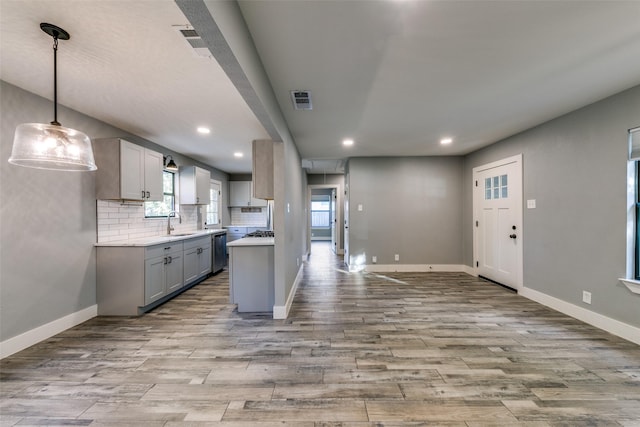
[
  {"xmin": 164, "ymin": 155, "xmax": 179, "ymax": 171},
  {"xmin": 8, "ymin": 23, "xmax": 96, "ymax": 172}
]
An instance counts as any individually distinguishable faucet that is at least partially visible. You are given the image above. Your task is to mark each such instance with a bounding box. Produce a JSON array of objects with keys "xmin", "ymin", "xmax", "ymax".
[{"xmin": 167, "ymin": 211, "xmax": 177, "ymax": 235}]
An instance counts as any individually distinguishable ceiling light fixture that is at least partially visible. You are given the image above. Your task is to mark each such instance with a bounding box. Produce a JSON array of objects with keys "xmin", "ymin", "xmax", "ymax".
[
  {"xmin": 197, "ymin": 127, "xmax": 210, "ymax": 134},
  {"xmin": 343, "ymin": 139, "xmax": 354, "ymax": 146},
  {"xmin": 440, "ymin": 137, "xmax": 453, "ymax": 145},
  {"xmin": 234, "ymin": 152, "xmax": 243, "ymax": 158},
  {"xmin": 164, "ymin": 155, "xmax": 178, "ymax": 171},
  {"xmin": 8, "ymin": 23, "xmax": 96, "ymax": 172}
]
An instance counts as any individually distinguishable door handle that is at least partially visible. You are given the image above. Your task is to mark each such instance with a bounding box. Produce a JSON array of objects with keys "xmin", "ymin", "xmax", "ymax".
[{"xmin": 509, "ymin": 234, "xmax": 517, "ymax": 239}]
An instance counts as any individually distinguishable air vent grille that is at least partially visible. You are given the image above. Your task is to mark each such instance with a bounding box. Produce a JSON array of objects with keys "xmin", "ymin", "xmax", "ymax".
[
  {"xmin": 290, "ymin": 90, "xmax": 312, "ymax": 110},
  {"xmin": 174, "ymin": 25, "xmax": 212, "ymax": 59}
]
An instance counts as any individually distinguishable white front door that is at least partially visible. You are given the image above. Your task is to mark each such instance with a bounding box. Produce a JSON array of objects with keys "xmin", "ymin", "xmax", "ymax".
[{"xmin": 473, "ymin": 154, "xmax": 523, "ymax": 290}]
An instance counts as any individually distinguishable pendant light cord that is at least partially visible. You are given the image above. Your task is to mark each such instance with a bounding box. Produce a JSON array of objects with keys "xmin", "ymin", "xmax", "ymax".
[{"xmin": 51, "ymin": 35, "xmax": 60, "ymax": 126}]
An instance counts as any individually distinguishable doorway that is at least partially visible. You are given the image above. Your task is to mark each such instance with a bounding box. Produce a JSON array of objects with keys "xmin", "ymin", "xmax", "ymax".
[
  {"xmin": 473, "ymin": 154, "xmax": 523, "ymax": 291},
  {"xmin": 307, "ymin": 184, "xmax": 343, "ymax": 256}
]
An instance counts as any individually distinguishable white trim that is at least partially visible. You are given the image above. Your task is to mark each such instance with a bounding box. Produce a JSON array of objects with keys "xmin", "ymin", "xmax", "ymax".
[
  {"xmin": 273, "ymin": 264, "xmax": 304, "ymax": 319},
  {"xmin": 0, "ymin": 305, "xmax": 98, "ymax": 359},
  {"xmin": 619, "ymin": 278, "xmax": 640, "ymax": 295},
  {"xmin": 364, "ymin": 264, "xmax": 469, "ymax": 273},
  {"xmin": 519, "ymin": 287, "xmax": 640, "ymax": 345},
  {"xmin": 462, "ymin": 264, "xmax": 477, "ymax": 276}
]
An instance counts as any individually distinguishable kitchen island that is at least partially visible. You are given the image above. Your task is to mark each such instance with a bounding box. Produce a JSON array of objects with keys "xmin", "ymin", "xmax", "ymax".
[{"xmin": 227, "ymin": 236, "xmax": 274, "ymax": 313}]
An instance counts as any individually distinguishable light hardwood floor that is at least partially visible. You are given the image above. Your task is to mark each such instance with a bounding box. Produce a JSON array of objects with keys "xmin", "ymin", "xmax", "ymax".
[{"xmin": 1, "ymin": 242, "xmax": 640, "ymax": 426}]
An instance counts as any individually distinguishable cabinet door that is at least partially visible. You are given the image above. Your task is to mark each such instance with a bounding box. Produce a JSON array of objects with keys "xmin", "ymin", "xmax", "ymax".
[
  {"xmin": 250, "ymin": 182, "xmax": 268, "ymax": 207},
  {"xmin": 120, "ymin": 141, "xmax": 145, "ymax": 200},
  {"xmin": 195, "ymin": 167, "xmax": 211, "ymax": 204},
  {"xmin": 144, "ymin": 255, "xmax": 166, "ymax": 305},
  {"xmin": 165, "ymin": 252, "xmax": 184, "ymax": 293},
  {"xmin": 199, "ymin": 245, "xmax": 212, "ymax": 277},
  {"xmin": 229, "ymin": 181, "xmax": 251, "ymax": 206},
  {"xmin": 183, "ymin": 247, "xmax": 199, "ymax": 284},
  {"xmin": 144, "ymin": 149, "xmax": 164, "ymax": 202}
]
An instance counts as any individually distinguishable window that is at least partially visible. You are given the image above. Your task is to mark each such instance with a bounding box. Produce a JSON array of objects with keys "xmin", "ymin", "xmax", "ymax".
[
  {"xmin": 145, "ymin": 171, "xmax": 175, "ymax": 217},
  {"xmin": 311, "ymin": 199, "xmax": 331, "ymax": 228},
  {"xmin": 627, "ymin": 126, "xmax": 640, "ymax": 280},
  {"xmin": 484, "ymin": 174, "xmax": 508, "ymax": 200},
  {"xmin": 206, "ymin": 180, "xmax": 222, "ymax": 226}
]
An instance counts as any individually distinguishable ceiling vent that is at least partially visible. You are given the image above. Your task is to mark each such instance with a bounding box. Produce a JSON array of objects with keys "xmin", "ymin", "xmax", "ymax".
[
  {"xmin": 174, "ymin": 25, "xmax": 212, "ymax": 59},
  {"xmin": 290, "ymin": 90, "xmax": 312, "ymax": 110}
]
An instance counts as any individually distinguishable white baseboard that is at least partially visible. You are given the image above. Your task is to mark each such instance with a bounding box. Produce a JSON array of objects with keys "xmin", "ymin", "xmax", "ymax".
[
  {"xmin": 0, "ymin": 305, "xmax": 98, "ymax": 359},
  {"xmin": 519, "ymin": 287, "xmax": 640, "ymax": 345},
  {"xmin": 273, "ymin": 264, "xmax": 304, "ymax": 320},
  {"xmin": 364, "ymin": 264, "xmax": 469, "ymax": 273}
]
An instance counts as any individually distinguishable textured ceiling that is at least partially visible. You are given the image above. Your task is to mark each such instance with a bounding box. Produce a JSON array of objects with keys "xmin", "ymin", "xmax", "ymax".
[
  {"xmin": 0, "ymin": 0, "xmax": 269, "ymax": 174},
  {"xmin": 2, "ymin": 1, "xmax": 640, "ymax": 175}
]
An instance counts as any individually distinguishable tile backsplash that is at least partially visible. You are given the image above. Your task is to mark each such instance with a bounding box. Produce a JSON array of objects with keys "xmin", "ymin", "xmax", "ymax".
[
  {"xmin": 97, "ymin": 200, "xmax": 201, "ymax": 243},
  {"xmin": 230, "ymin": 207, "xmax": 267, "ymax": 227}
]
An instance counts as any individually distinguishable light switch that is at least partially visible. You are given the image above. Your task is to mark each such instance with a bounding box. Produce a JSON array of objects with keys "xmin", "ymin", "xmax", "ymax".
[
  {"xmin": 357, "ymin": 204, "xmax": 363, "ymax": 212},
  {"xmin": 527, "ymin": 199, "xmax": 536, "ymax": 209}
]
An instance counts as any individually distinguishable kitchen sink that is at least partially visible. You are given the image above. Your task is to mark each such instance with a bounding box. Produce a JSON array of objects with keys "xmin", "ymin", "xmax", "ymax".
[{"xmin": 171, "ymin": 233, "xmax": 197, "ymax": 237}]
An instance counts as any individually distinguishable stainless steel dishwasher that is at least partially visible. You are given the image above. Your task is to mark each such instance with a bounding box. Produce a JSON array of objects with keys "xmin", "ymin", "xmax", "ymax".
[{"xmin": 212, "ymin": 233, "xmax": 227, "ymax": 273}]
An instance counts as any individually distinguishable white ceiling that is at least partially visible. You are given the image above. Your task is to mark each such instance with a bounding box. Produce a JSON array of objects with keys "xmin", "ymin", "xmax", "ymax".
[
  {"xmin": 0, "ymin": 0, "xmax": 269, "ymax": 174},
  {"xmin": 2, "ymin": 1, "xmax": 640, "ymax": 175}
]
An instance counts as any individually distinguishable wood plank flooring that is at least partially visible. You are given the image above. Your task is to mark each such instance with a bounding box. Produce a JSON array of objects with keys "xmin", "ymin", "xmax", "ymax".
[{"xmin": 2, "ymin": 241, "xmax": 640, "ymax": 426}]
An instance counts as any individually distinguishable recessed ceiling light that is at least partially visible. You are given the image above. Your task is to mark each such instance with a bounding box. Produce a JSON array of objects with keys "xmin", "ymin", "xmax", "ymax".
[
  {"xmin": 197, "ymin": 127, "xmax": 210, "ymax": 134},
  {"xmin": 233, "ymin": 152, "xmax": 243, "ymax": 158},
  {"xmin": 343, "ymin": 139, "xmax": 354, "ymax": 146},
  {"xmin": 440, "ymin": 137, "xmax": 453, "ymax": 145}
]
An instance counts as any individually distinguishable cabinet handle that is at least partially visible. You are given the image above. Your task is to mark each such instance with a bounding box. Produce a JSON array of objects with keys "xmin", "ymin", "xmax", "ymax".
[
  {"xmin": 167, "ymin": 256, "xmax": 172, "ymax": 263},
  {"xmin": 163, "ymin": 257, "xmax": 168, "ymax": 265},
  {"xmin": 142, "ymin": 190, "xmax": 146, "ymax": 199},
  {"xmin": 196, "ymin": 197, "xmax": 199, "ymax": 203},
  {"xmin": 146, "ymin": 191, "xmax": 150, "ymax": 198},
  {"xmin": 164, "ymin": 247, "xmax": 171, "ymax": 250}
]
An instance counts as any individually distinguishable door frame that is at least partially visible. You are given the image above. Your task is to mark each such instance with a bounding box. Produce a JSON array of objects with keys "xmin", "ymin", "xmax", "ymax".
[
  {"xmin": 307, "ymin": 184, "xmax": 343, "ymax": 255},
  {"xmin": 472, "ymin": 154, "xmax": 524, "ymax": 291}
]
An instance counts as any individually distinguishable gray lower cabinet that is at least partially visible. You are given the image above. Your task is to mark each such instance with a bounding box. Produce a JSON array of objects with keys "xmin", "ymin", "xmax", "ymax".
[
  {"xmin": 98, "ymin": 242, "xmax": 190, "ymax": 315},
  {"xmin": 183, "ymin": 236, "xmax": 211, "ymax": 285},
  {"xmin": 144, "ymin": 247, "xmax": 183, "ymax": 306}
]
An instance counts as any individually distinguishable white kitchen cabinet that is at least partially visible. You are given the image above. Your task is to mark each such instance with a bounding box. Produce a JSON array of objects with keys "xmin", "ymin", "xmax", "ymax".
[
  {"xmin": 229, "ymin": 181, "xmax": 267, "ymax": 207},
  {"xmin": 183, "ymin": 236, "xmax": 211, "ymax": 285},
  {"xmin": 94, "ymin": 138, "xmax": 163, "ymax": 201},
  {"xmin": 179, "ymin": 166, "xmax": 210, "ymax": 205}
]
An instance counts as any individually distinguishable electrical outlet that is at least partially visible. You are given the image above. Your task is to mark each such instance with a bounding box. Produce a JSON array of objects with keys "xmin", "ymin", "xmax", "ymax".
[
  {"xmin": 582, "ymin": 291, "xmax": 592, "ymax": 304},
  {"xmin": 372, "ymin": 256, "xmax": 377, "ymax": 264},
  {"xmin": 394, "ymin": 254, "xmax": 400, "ymax": 261}
]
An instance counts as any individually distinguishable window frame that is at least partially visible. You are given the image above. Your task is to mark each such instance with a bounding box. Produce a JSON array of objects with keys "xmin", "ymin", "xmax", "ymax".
[
  {"xmin": 144, "ymin": 170, "xmax": 176, "ymax": 218},
  {"xmin": 206, "ymin": 179, "xmax": 222, "ymax": 226},
  {"xmin": 311, "ymin": 198, "xmax": 332, "ymax": 228}
]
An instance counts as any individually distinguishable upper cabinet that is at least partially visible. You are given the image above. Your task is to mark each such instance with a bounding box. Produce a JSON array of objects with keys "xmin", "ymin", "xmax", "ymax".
[
  {"xmin": 229, "ymin": 181, "xmax": 267, "ymax": 207},
  {"xmin": 180, "ymin": 166, "xmax": 210, "ymax": 205},
  {"xmin": 94, "ymin": 138, "xmax": 163, "ymax": 201},
  {"xmin": 252, "ymin": 140, "xmax": 274, "ymax": 200}
]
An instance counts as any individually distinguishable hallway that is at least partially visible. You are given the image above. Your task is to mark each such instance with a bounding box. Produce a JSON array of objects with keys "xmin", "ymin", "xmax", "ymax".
[{"xmin": 1, "ymin": 242, "xmax": 639, "ymax": 425}]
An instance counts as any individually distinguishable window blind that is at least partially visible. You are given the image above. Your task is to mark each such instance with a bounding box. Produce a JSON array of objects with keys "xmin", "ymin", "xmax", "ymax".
[{"xmin": 629, "ymin": 127, "xmax": 640, "ymax": 160}]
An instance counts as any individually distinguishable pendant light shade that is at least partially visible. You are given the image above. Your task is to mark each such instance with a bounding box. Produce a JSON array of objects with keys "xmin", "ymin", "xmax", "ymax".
[
  {"xmin": 10, "ymin": 123, "xmax": 96, "ymax": 171},
  {"xmin": 8, "ymin": 23, "xmax": 96, "ymax": 172},
  {"xmin": 164, "ymin": 155, "xmax": 178, "ymax": 171}
]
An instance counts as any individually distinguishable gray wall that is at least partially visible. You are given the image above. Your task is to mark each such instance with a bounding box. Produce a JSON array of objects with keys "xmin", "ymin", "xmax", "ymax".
[
  {"xmin": 347, "ymin": 156, "xmax": 463, "ymax": 265},
  {"xmin": 197, "ymin": 0, "xmax": 308, "ymax": 308},
  {"xmin": 463, "ymin": 84, "xmax": 640, "ymax": 328},
  {"xmin": 0, "ymin": 81, "xmax": 229, "ymax": 341}
]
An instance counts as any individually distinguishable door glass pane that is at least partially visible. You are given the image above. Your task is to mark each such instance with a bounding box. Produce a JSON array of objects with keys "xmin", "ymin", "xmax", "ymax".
[
  {"xmin": 494, "ymin": 187, "xmax": 500, "ymax": 199},
  {"xmin": 493, "ymin": 176, "xmax": 500, "ymax": 187},
  {"xmin": 485, "ymin": 189, "xmax": 492, "ymax": 200},
  {"xmin": 502, "ymin": 187, "xmax": 508, "ymax": 198}
]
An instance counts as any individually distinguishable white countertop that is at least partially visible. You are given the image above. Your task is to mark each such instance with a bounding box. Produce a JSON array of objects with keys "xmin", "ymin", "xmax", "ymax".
[
  {"xmin": 96, "ymin": 229, "xmax": 227, "ymax": 247},
  {"xmin": 227, "ymin": 237, "xmax": 275, "ymax": 247}
]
